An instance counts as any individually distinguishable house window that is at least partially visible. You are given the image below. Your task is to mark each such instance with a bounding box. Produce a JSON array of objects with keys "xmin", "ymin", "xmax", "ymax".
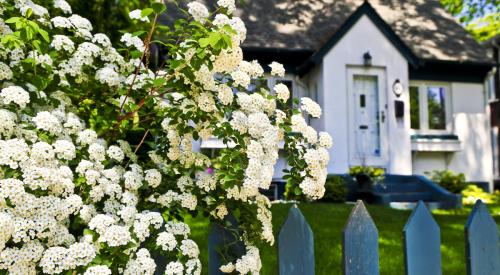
[
  {"xmin": 427, "ymin": 87, "xmax": 446, "ymax": 130},
  {"xmin": 410, "ymin": 86, "xmax": 420, "ymax": 129},
  {"xmin": 409, "ymin": 82, "xmax": 451, "ymax": 133}
]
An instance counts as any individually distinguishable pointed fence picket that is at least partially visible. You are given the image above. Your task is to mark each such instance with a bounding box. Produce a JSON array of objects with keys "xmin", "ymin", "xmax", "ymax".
[
  {"xmin": 278, "ymin": 205, "xmax": 315, "ymax": 275},
  {"xmin": 465, "ymin": 200, "xmax": 500, "ymax": 275},
  {"xmin": 403, "ymin": 201, "xmax": 441, "ymax": 275},
  {"xmin": 343, "ymin": 200, "xmax": 379, "ymax": 275},
  {"xmin": 208, "ymin": 200, "xmax": 500, "ymax": 275},
  {"xmin": 208, "ymin": 214, "xmax": 245, "ymax": 275}
]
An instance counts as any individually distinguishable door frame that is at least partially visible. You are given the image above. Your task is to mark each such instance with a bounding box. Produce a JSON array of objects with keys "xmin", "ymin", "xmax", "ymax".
[{"xmin": 347, "ymin": 66, "xmax": 389, "ymax": 167}]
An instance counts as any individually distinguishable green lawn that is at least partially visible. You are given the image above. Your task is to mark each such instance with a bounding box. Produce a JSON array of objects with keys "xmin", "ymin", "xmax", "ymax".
[{"xmin": 185, "ymin": 202, "xmax": 500, "ymax": 275}]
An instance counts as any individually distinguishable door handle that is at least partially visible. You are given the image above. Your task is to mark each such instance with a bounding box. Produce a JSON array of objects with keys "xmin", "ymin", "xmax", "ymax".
[
  {"xmin": 359, "ymin": 125, "xmax": 368, "ymax": 130},
  {"xmin": 380, "ymin": 111, "xmax": 385, "ymax": 123}
]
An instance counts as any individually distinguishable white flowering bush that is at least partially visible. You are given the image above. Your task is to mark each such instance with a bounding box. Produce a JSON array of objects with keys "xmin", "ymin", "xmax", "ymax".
[{"xmin": 0, "ymin": 0, "xmax": 331, "ymax": 273}]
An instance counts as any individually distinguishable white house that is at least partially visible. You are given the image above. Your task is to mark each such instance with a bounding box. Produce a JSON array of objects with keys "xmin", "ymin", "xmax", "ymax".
[{"xmin": 182, "ymin": 0, "xmax": 496, "ymax": 190}]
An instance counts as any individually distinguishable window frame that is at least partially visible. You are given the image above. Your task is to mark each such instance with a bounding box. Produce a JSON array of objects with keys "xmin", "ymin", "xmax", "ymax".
[{"xmin": 409, "ymin": 81, "xmax": 453, "ymax": 134}]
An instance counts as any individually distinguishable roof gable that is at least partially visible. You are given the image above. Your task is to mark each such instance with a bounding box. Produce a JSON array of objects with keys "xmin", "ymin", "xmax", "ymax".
[{"xmin": 308, "ymin": 1, "xmax": 420, "ymax": 68}]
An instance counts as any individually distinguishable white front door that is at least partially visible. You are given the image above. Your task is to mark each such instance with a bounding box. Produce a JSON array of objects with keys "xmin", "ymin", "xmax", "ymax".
[{"xmin": 348, "ymin": 68, "xmax": 388, "ymax": 167}]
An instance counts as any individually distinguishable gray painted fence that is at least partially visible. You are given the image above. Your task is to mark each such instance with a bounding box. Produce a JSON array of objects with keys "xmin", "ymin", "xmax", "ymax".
[
  {"xmin": 208, "ymin": 200, "xmax": 500, "ymax": 275},
  {"xmin": 403, "ymin": 200, "xmax": 441, "ymax": 275}
]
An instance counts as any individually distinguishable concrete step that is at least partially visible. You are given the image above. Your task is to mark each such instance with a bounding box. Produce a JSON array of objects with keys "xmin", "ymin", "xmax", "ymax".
[
  {"xmin": 388, "ymin": 192, "xmax": 433, "ymax": 202},
  {"xmin": 377, "ymin": 183, "xmax": 424, "ymax": 193},
  {"xmin": 389, "ymin": 201, "xmax": 443, "ymax": 210}
]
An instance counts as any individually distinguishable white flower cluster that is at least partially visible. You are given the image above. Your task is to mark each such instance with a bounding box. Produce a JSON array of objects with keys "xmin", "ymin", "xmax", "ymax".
[
  {"xmin": 0, "ymin": 86, "xmax": 30, "ymax": 108},
  {"xmin": 0, "ymin": 97, "xmax": 182, "ymax": 275},
  {"xmin": 0, "ymin": 107, "xmax": 91, "ymax": 273},
  {"xmin": 300, "ymin": 147, "xmax": 330, "ymax": 199},
  {"xmin": 301, "ymin": 97, "xmax": 322, "ymax": 118},
  {"xmin": 54, "ymin": 0, "xmax": 72, "ymax": 14},
  {"xmin": 84, "ymin": 265, "xmax": 112, "ymax": 275},
  {"xmin": 273, "ymin": 83, "xmax": 290, "ymax": 102},
  {"xmin": 96, "ymin": 66, "xmax": 122, "ymax": 87},
  {"xmin": 39, "ymin": 242, "xmax": 96, "ymax": 274},
  {"xmin": 220, "ymin": 246, "xmax": 262, "ymax": 274},
  {"xmin": 124, "ymin": 249, "xmax": 156, "ymax": 275},
  {"xmin": 269, "ymin": 61, "xmax": 285, "ymax": 77},
  {"xmin": 33, "ymin": 111, "xmax": 63, "ymax": 135},
  {"xmin": 0, "ymin": 62, "xmax": 12, "ymax": 80},
  {"xmin": 129, "ymin": 9, "xmax": 150, "ymax": 22},
  {"xmin": 51, "ymin": 35, "xmax": 76, "ymax": 52},
  {"xmin": 155, "ymin": 221, "xmax": 201, "ymax": 275},
  {"xmin": 217, "ymin": 0, "xmax": 236, "ymax": 14},
  {"xmin": 187, "ymin": 2, "xmax": 209, "ymax": 22}
]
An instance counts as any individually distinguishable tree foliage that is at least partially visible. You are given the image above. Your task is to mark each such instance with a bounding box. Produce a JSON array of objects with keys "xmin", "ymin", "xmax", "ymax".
[
  {"xmin": 65, "ymin": 0, "xmax": 145, "ymax": 43},
  {"xmin": 441, "ymin": 0, "xmax": 500, "ymax": 41}
]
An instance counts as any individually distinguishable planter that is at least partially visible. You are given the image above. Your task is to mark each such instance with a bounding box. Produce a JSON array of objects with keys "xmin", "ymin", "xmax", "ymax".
[
  {"xmin": 354, "ymin": 173, "xmax": 376, "ymax": 203},
  {"xmin": 355, "ymin": 173, "xmax": 373, "ymax": 191}
]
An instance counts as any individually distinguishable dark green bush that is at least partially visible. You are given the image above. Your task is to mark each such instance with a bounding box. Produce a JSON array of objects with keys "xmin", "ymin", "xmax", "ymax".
[
  {"xmin": 321, "ymin": 175, "xmax": 348, "ymax": 202},
  {"xmin": 428, "ymin": 170, "xmax": 466, "ymax": 194}
]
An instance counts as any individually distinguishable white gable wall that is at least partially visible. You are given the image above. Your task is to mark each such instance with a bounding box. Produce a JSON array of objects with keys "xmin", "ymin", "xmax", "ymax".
[{"xmin": 320, "ymin": 15, "xmax": 412, "ymax": 174}]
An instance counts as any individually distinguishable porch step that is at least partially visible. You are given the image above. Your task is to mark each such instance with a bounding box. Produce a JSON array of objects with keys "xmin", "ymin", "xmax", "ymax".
[
  {"xmin": 389, "ymin": 201, "xmax": 443, "ymax": 210},
  {"xmin": 388, "ymin": 191, "xmax": 433, "ymax": 202},
  {"xmin": 377, "ymin": 182, "xmax": 424, "ymax": 193},
  {"xmin": 347, "ymin": 174, "xmax": 462, "ymax": 209}
]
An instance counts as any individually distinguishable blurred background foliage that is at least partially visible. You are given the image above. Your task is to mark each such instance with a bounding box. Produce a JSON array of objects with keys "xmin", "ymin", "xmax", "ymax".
[
  {"xmin": 440, "ymin": 0, "xmax": 500, "ymax": 41},
  {"xmin": 66, "ymin": 0, "xmax": 145, "ymax": 43}
]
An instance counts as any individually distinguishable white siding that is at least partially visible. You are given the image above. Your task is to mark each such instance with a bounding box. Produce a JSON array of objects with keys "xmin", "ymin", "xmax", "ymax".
[
  {"xmin": 321, "ymin": 15, "xmax": 412, "ymax": 174},
  {"xmin": 412, "ymin": 83, "xmax": 493, "ymax": 186}
]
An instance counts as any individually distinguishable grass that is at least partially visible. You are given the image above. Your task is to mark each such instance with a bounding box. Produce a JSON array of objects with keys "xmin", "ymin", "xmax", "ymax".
[{"xmin": 185, "ymin": 202, "xmax": 500, "ymax": 275}]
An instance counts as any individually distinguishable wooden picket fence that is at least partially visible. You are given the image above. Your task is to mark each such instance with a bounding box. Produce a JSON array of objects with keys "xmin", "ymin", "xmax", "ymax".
[{"xmin": 209, "ymin": 200, "xmax": 500, "ymax": 275}]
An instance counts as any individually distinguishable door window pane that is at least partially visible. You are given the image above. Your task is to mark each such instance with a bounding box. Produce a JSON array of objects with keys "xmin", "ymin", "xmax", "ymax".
[
  {"xmin": 427, "ymin": 87, "xmax": 446, "ymax": 130},
  {"xmin": 409, "ymin": 86, "xmax": 420, "ymax": 130}
]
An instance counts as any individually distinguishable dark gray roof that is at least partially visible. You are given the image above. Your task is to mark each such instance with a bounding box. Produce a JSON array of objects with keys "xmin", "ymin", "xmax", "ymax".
[
  {"xmin": 484, "ymin": 34, "xmax": 500, "ymax": 49},
  {"xmin": 235, "ymin": 0, "xmax": 492, "ymax": 64}
]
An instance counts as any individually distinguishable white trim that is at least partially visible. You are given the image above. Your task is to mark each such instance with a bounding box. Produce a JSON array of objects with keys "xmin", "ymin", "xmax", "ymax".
[
  {"xmin": 409, "ymin": 81, "xmax": 453, "ymax": 135},
  {"xmin": 411, "ymin": 139, "xmax": 461, "ymax": 152},
  {"xmin": 347, "ymin": 66, "xmax": 388, "ymax": 167}
]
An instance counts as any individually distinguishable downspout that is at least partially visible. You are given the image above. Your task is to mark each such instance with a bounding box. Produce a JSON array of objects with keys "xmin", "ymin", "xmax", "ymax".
[
  {"xmin": 493, "ymin": 40, "xmax": 500, "ymax": 99},
  {"xmin": 492, "ymin": 40, "xmax": 500, "ymax": 182}
]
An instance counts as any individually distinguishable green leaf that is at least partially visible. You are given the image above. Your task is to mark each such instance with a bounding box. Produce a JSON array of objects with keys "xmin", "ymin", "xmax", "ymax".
[
  {"xmin": 83, "ymin": 229, "xmax": 94, "ymax": 236},
  {"xmin": 294, "ymin": 186, "xmax": 302, "ymax": 196},
  {"xmin": 25, "ymin": 8, "xmax": 33, "ymax": 18},
  {"xmin": 38, "ymin": 29, "xmax": 49, "ymax": 42},
  {"xmin": 153, "ymin": 78, "xmax": 166, "ymax": 87},
  {"xmin": 132, "ymin": 30, "xmax": 147, "ymax": 37},
  {"xmin": 152, "ymin": 2, "xmax": 167, "ymax": 14},
  {"xmin": 141, "ymin": 8, "xmax": 154, "ymax": 18},
  {"xmin": 32, "ymin": 40, "xmax": 41, "ymax": 53},
  {"xmin": 130, "ymin": 50, "xmax": 142, "ymax": 59},
  {"xmin": 4, "ymin": 17, "xmax": 20, "ymax": 24},
  {"xmin": 198, "ymin": 37, "xmax": 210, "ymax": 48},
  {"xmin": 208, "ymin": 32, "xmax": 221, "ymax": 47}
]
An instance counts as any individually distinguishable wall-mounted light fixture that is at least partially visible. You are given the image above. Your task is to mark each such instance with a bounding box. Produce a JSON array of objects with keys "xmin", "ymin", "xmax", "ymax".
[
  {"xmin": 363, "ymin": 51, "xmax": 372, "ymax": 67},
  {"xmin": 392, "ymin": 79, "xmax": 404, "ymax": 98}
]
